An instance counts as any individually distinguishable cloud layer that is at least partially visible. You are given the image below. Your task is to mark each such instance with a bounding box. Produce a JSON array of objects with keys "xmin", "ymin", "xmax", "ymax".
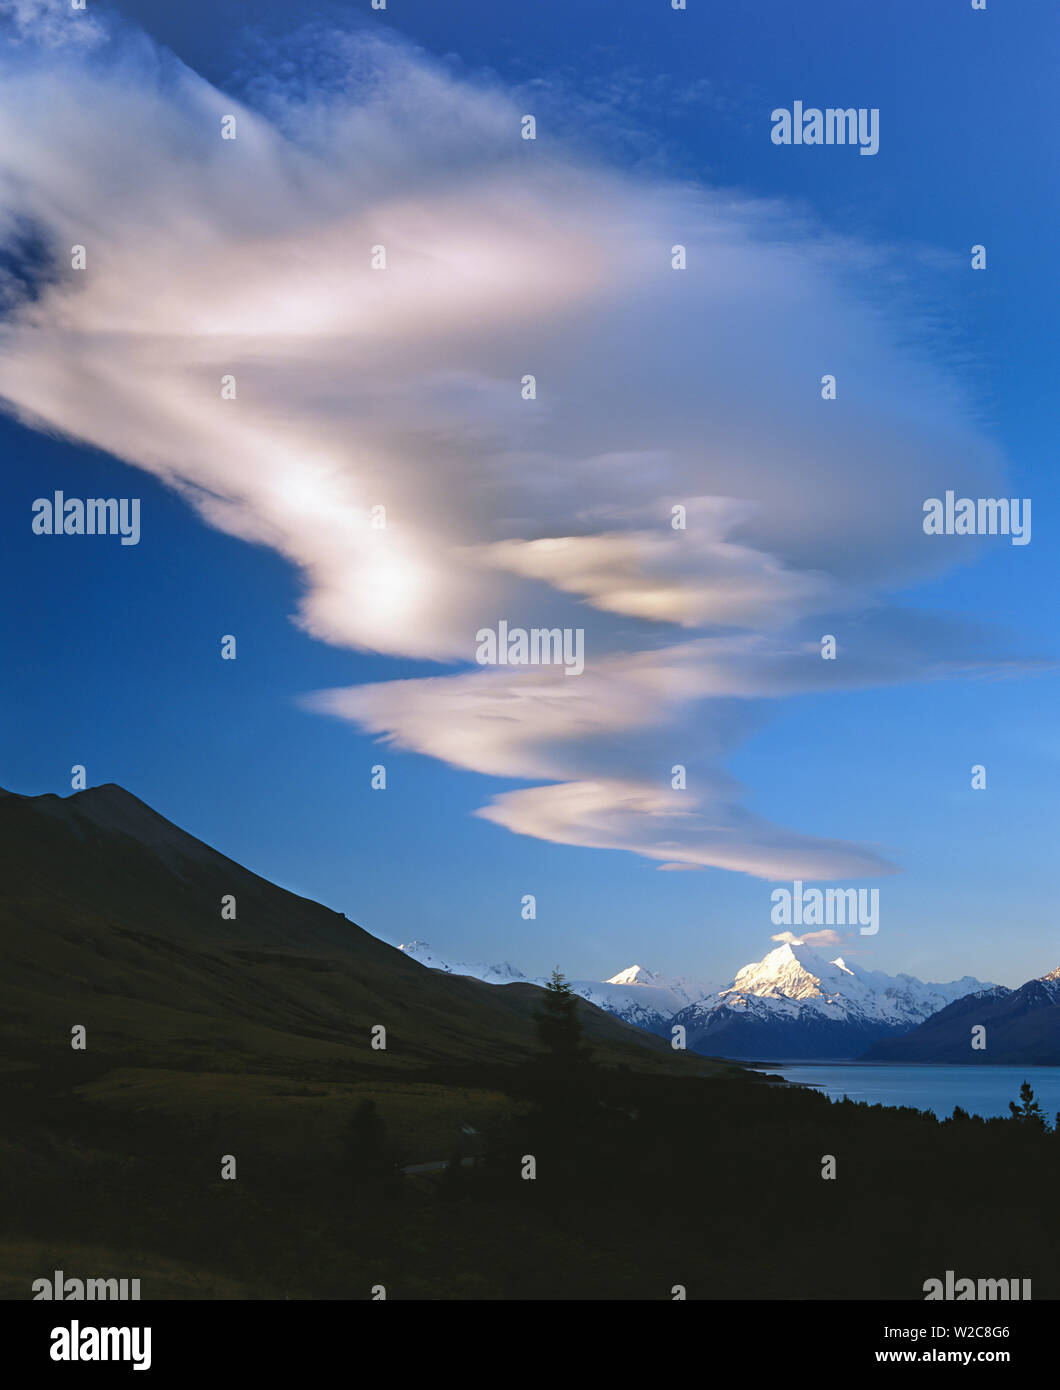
[{"xmin": 0, "ymin": 2, "xmax": 1027, "ymax": 877}]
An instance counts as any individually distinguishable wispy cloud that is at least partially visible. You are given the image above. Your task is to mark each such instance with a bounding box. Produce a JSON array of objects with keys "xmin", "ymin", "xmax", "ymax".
[
  {"xmin": 771, "ymin": 930, "xmax": 844, "ymax": 949},
  {"xmin": 0, "ymin": 2, "xmax": 1033, "ymax": 877}
]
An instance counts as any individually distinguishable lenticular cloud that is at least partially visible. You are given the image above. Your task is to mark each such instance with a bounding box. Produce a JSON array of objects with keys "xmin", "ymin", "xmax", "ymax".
[{"xmin": 0, "ymin": 2, "xmax": 1019, "ymax": 877}]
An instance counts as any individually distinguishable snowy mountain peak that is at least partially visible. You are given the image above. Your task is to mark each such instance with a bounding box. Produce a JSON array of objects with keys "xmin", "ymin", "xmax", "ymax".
[
  {"xmin": 726, "ymin": 942, "xmax": 833, "ymax": 1001},
  {"xmin": 397, "ymin": 941, "xmax": 526, "ymax": 985},
  {"xmin": 607, "ymin": 965, "xmax": 659, "ymax": 986}
]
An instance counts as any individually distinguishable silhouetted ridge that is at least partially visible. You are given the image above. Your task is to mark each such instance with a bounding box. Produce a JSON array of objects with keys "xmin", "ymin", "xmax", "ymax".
[{"xmin": 0, "ymin": 779, "xmax": 708, "ymax": 1072}]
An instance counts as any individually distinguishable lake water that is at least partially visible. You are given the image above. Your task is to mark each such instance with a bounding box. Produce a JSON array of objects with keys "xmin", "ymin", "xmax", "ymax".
[{"xmin": 749, "ymin": 1063, "xmax": 1060, "ymax": 1121}]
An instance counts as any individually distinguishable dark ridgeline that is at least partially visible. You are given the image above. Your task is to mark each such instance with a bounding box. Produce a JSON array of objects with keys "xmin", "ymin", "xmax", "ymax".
[{"xmin": 1, "ymin": 783, "xmax": 1058, "ymax": 1300}]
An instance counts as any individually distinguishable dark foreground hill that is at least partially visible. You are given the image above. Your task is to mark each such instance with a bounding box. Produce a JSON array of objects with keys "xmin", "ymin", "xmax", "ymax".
[
  {"xmin": 2, "ymin": 782, "xmax": 1059, "ymax": 1300},
  {"xmin": 862, "ymin": 972, "xmax": 1060, "ymax": 1064},
  {"xmin": 0, "ymin": 782, "xmax": 729, "ymax": 1076}
]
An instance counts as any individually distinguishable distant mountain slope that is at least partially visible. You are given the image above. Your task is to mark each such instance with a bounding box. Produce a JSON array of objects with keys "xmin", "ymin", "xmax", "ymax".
[
  {"xmin": 862, "ymin": 971, "xmax": 1060, "ymax": 1063},
  {"xmin": 565, "ymin": 979, "xmax": 686, "ymax": 1036},
  {"xmin": 0, "ymin": 783, "xmax": 725, "ymax": 1076}
]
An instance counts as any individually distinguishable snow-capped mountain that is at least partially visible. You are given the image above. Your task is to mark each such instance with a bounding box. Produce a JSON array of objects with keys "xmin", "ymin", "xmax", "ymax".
[
  {"xmin": 397, "ymin": 939, "xmax": 995, "ymax": 1060},
  {"xmin": 864, "ymin": 965, "xmax": 1060, "ymax": 1064},
  {"xmin": 605, "ymin": 965, "xmax": 719, "ymax": 1011},
  {"xmin": 607, "ymin": 965, "xmax": 659, "ymax": 986},
  {"xmin": 575, "ymin": 966, "xmax": 722, "ymax": 1033},
  {"xmin": 396, "ymin": 943, "xmax": 715, "ymax": 1034},
  {"xmin": 721, "ymin": 943, "xmax": 987, "ymax": 1023},
  {"xmin": 568, "ymin": 980, "xmax": 681, "ymax": 1034},
  {"xmin": 672, "ymin": 943, "xmax": 993, "ymax": 1060},
  {"xmin": 397, "ymin": 940, "xmax": 528, "ymax": 986}
]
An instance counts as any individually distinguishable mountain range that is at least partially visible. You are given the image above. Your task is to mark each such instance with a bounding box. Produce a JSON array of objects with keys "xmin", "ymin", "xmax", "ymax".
[
  {"xmin": 399, "ymin": 939, "xmax": 995, "ymax": 1061},
  {"xmin": 863, "ymin": 968, "xmax": 1060, "ymax": 1064},
  {"xmin": 672, "ymin": 944, "xmax": 993, "ymax": 1060},
  {"xmin": 397, "ymin": 940, "xmax": 717, "ymax": 1036}
]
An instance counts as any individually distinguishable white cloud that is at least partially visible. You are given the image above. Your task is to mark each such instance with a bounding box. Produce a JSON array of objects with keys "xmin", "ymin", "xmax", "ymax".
[
  {"xmin": 0, "ymin": 5, "xmax": 1033, "ymax": 877},
  {"xmin": 471, "ymin": 498, "xmax": 844, "ymax": 628},
  {"xmin": 477, "ymin": 781, "xmax": 892, "ymax": 880},
  {"xmin": 771, "ymin": 930, "xmax": 844, "ymax": 948}
]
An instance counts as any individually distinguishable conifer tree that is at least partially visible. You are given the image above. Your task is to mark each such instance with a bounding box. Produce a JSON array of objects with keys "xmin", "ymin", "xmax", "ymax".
[
  {"xmin": 1008, "ymin": 1080, "xmax": 1048, "ymax": 1132},
  {"xmin": 535, "ymin": 968, "xmax": 593, "ymax": 1070}
]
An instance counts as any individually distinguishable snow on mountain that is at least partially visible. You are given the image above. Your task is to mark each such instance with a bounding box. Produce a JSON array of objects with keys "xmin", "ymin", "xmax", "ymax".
[
  {"xmin": 396, "ymin": 943, "xmax": 714, "ymax": 1036},
  {"xmin": 715, "ymin": 942, "xmax": 987, "ymax": 1025},
  {"xmin": 568, "ymin": 981, "xmax": 680, "ymax": 1034},
  {"xmin": 567, "ymin": 973, "xmax": 721, "ymax": 1034},
  {"xmin": 863, "ymin": 968, "xmax": 1060, "ymax": 1064},
  {"xmin": 397, "ymin": 940, "xmax": 528, "ymax": 986},
  {"xmin": 605, "ymin": 964, "xmax": 719, "ymax": 1012},
  {"xmin": 397, "ymin": 938, "xmax": 997, "ymax": 1060},
  {"xmin": 673, "ymin": 942, "xmax": 995, "ymax": 1060},
  {"xmin": 607, "ymin": 965, "xmax": 660, "ymax": 987}
]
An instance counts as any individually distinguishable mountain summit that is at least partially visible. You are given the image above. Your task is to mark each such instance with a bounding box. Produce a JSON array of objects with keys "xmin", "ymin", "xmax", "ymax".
[{"xmin": 607, "ymin": 964, "xmax": 659, "ymax": 986}]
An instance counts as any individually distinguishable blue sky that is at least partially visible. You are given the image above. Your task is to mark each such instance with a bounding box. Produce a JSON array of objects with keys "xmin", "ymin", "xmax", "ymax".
[{"xmin": 1, "ymin": 0, "xmax": 1057, "ymax": 989}]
